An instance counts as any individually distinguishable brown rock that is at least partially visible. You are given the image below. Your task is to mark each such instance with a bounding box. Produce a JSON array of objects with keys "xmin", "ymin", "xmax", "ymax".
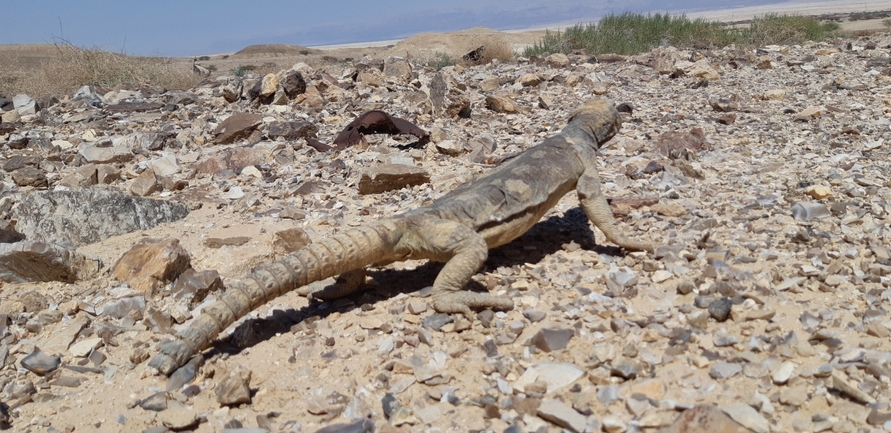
[
  {"xmin": 273, "ymin": 227, "xmax": 312, "ymax": 256},
  {"xmin": 358, "ymin": 164, "xmax": 430, "ymax": 195},
  {"xmin": 516, "ymin": 73, "xmax": 542, "ymax": 87},
  {"xmin": 485, "ymin": 94, "xmax": 520, "ymax": 113},
  {"xmin": 545, "ymin": 53, "xmax": 570, "ymax": 68},
  {"xmin": 112, "ymin": 238, "xmax": 191, "ymax": 292},
  {"xmin": 657, "ymin": 128, "xmax": 709, "ymax": 160},
  {"xmin": 383, "ymin": 57, "xmax": 413, "ymax": 83},
  {"xmin": 430, "ymin": 70, "xmax": 470, "ymax": 119},
  {"xmin": 267, "ymin": 120, "xmax": 318, "ymax": 141},
  {"xmin": 214, "ymin": 113, "xmax": 262, "ymax": 144},
  {"xmin": 129, "ymin": 168, "xmax": 161, "ymax": 197},
  {"xmin": 216, "ymin": 365, "xmax": 252, "ymax": 406},
  {"xmin": 281, "ymin": 71, "xmax": 307, "ymax": 98},
  {"xmin": 0, "ymin": 241, "xmax": 96, "ymax": 284},
  {"xmin": 11, "ymin": 167, "xmax": 48, "ymax": 188},
  {"xmin": 658, "ymin": 405, "xmax": 755, "ymax": 433}
]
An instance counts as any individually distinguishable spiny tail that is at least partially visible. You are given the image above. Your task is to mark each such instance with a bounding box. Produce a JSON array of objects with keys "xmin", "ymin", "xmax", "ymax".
[{"xmin": 148, "ymin": 219, "xmax": 402, "ymax": 375}]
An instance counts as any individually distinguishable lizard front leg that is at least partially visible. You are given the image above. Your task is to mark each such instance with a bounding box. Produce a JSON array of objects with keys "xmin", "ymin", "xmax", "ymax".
[
  {"xmin": 578, "ymin": 169, "xmax": 655, "ymax": 252},
  {"xmin": 408, "ymin": 219, "xmax": 514, "ymax": 316}
]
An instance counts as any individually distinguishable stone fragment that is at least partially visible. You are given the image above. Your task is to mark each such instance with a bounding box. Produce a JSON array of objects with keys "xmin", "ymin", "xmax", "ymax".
[
  {"xmin": 383, "ymin": 57, "xmax": 413, "ymax": 83},
  {"xmin": 806, "ymin": 185, "xmax": 831, "ymax": 199},
  {"xmin": 485, "ymin": 94, "xmax": 520, "ymax": 113},
  {"xmin": 101, "ymin": 296, "xmax": 146, "ymax": 319},
  {"xmin": 146, "ymin": 152, "xmax": 180, "ymax": 177},
  {"xmin": 273, "ymin": 227, "xmax": 312, "ymax": 256},
  {"xmin": 721, "ymin": 403, "xmax": 769, "ymax": 433},
  {"xmin": 435, "ymin": 139, "xmax": 465, "ymax": 156},
  {"xmin": 610, "ymin": 359, "xmax": 641, "ymax": 379},
  {"xmin": 516, "ymin": 73, "xmax": 542, "ymax": 87},
  {"xmin": 282, "ymin": 71, "xmax": 307, "ymax": 98},
  {"xmin": 12, "ymin": 189, "xmax": 189, "ymax": 246},
  {"xmin": 138, "ymin": 391, "xmax": 170, "ymax": 411},
  {"xmin": 216, "ymin": 365, "xmax": 252, "ymax": 406},
  {"xmin": 106, "ymin": 102, "xmax": 163, "ymax": 113},
  {"xmin": 0, "ymin": 241, "xmax": 96, "ymax": 283},
  {"xmin": 661, "ymin": 405, "xmax": 755, "ymax": 433},
  {"xmin": 657, "ymin": 128, "xmax": 708, "ymax": 160},
  {"xmin": 13, "ymin": 94, "xmax": 37, "ymax": 116},
  {"xmin": 214, "ymin": 113, "xmax": 262, "ymax": 144},
  {"xmin": 130, "ymin": 168, "xmax": 161, "ymax": 197},
  {"xmin": 79, "ymin": 144, "xmax": 133, "ymax": 164},
  {"xmin": 159, "ymin": 408, "xmax": 199, "ymax": 430},
  {"xmin": 430, "ymin": 70, "xmax": 470, "ymax": 119},
  {"xmin": 172, "ymin": 269, "xmax": 224, "ymax": 308},
  {"xmin": 111, "ymin": 238, "xmax": 191, "ymax": 292},
  {"xmin": 531, "ymin": 328, "xmax": 574, "ymax": 352},
  {"xmin": 793, "ymin": 106, "xmax": 822, "ymax": 121},
  {"xmin": 267, "ymin": 120, "xmax": 317, "ymax": 140},
  {"xmin": 709, "ymin": 362, "xmax": 742, "ymax": 379},
  {"xmin": 537, "ymin": 398, "xmax": 586, "ymax": 432},
  {"xmin": 20, "ymin": 350, "xmax": 61, "ymax": 376},
  {"xmin": 11, "ymin": 166, "xmax": 48, "ymax": 188},
  {"xmin": 259, "ymin": 74, "xmax": 279, "ymax": 98},
  {"xmin": 761, "ymin": 89, "xmax": 786, "ymax": 100},
  {"xmin": 545, "ymin": 53, "xmax": 570, "ymax": 68},
  {"xmin": 358, "ymin": 164, "xmax": 430, "ymax": 195},
  {"xmin": 830, "ymin": 372, "xmax": 876, "ymax": 404},
  {"xmin": 708, "ymin": 298, "xmax": 732, "ymax": 322},
  {"xmin": 69, "ymin": 337, "xmax": 102, "ymax": 357},
  {"xmin": 313, "ymin": 418, "xmax": 375, "ymax": 433},
  {"xmin": 512, "ymin": 363, "xmax": 584, "ymax": 394},
  {"xmin": 791, "ymin": 201, "xmax": 831, "ymax": 221}
]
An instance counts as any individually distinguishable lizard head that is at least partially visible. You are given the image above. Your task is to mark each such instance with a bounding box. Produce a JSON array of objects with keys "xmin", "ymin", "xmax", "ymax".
[{"xmin": 567, "ymin": 99, "xmax": 621, "ymax": 148}]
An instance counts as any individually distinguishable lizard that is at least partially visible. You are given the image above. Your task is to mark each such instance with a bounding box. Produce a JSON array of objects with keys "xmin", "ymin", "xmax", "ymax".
[{"xmin": 147, "ymin": 99, "xmax": 655, "ymax": 375}]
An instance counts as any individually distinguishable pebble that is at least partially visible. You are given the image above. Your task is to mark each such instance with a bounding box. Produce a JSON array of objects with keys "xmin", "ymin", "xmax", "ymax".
[{"xmin": 20, "ymin": 350, "xmax": 61, "ymax": 376}]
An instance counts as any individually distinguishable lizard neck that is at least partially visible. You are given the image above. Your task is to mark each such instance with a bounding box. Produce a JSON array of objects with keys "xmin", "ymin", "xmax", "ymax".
[{"xmin": 560, "ymin": 124, "xmax": 604, "ymax": 150}]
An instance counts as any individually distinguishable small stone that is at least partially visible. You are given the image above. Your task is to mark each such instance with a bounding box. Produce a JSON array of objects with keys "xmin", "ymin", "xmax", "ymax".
[
  {"xmin": 214, "ymin": 113, "xmax": 262, "ymax": 144},
  {"xmin": 259, "ymin": 74, "xmax": 279, "ymax": 98},
  {"xmin": 722, "ymin": 403, "xmax": 770, "ymax": 433},
  {"xmin": 830, "ymin": 372, "xmax": 876, "ymax": 404},
  {"xmin": 11, "ymin": 166, "xmax": 48, "ymax": 188},
  {"xmin": 272, "ymin": 227, "xmax": 312, "ymax": 256},
  {"xmin": 545, "ymin": 53, "xmax": 570, "ymax": 67},
  {"xmin": 69, "ymin": 337, "xmax": 102, "ymax": 357},
  {"xmin": 138, "ymin": 391, "xmax": 170, "ymax": 412},
  {"xmin": 791, "ymin": 201, "xmax": 831, "ymax": 221},
  {"xmin": 111, "ymin": 238, "xmax": 191, "ymax": 292},
  {"xmin": 216, "ymin": 365, "xmax": 252, "ymax": 406},
  {"xmin": 313, "ymin": 418, "xmax": 375, "ymax": 433},
  {"xmin": 531, "ymin": 328, "xmax": 573, "ymax": 352},
  {"xmin": 485, "ymin": 94, "xmax": 521, "ymax": 113},
  {"xmin": 708, "ymin": 298, "xmax": 732, "ymax": 322},
  {"xmin": 807, "ymin": 185, "xmax": 832, "ymax": 199},
  {"xmin": 610, "ymin": 359, "xmax": 640, "ymax": 380},
  {"xmin": 130, "ymin": 168, "xmax": 161, "ymax": 197},
  {"xmin": 709, "ymin": 362, "xmax": 742, "ymax": 379},
  {"xmin": 523, "ymin": 309, "xmax": 546, "ymax": 322},
  {"xmin": 512, "ymin": 363, "xmax": 584, "ymax": 394},
  {"xmin": 159, "ymin": 408, "xmax": 199, "ymax": 430},
  {"xmin": 793, "ymin": 106, "xmax": 822, "ymax": 121},
  {"xmin": 537, "ymin": 398, "xmax": 587, "ymax": 432},
  {"xmin": 358, "ymin": 164, "xmax": 430, "ymax": 195},
  {"xmin": 20, "ymin": 350, "xmax": 61, "ymax": 376},
  {"xmin": 435, "ymin": 139, "xmax": 465, "ymax": 156}
]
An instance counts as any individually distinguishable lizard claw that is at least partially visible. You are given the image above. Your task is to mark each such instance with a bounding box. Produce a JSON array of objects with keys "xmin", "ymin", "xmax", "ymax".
[{"xmin": 431, "ymin": 290, "xmax": 514, "ymax": 317}]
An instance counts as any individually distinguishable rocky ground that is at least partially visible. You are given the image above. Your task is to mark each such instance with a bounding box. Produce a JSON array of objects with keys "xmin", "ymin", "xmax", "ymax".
[{"xmin": 0, "ymin": 29, "xmax": 891, "ymax": 433}]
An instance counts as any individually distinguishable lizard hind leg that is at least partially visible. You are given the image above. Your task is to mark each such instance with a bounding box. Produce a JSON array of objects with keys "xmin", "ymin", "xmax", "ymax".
[
  {"xmin": 409, "ymin": 219, "xmax": 514, "ymax": 316},
  {"xmin": 311, "ymin": 268, "xmax": 368, "ymax": 301}
]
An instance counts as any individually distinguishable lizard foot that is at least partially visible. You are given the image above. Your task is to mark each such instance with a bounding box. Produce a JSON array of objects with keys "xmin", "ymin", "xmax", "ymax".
[
  {"xmin": 431, "ymin": 290, "xmax": 514, "ymax": 316},
  {"xmin": 147, "ymin": 340, "xmax": 194, "ymax": 376}
]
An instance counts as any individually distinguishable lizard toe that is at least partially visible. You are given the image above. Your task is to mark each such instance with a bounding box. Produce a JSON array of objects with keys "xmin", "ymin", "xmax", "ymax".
[{"xmin": 432, "ymin": 291, "xmax": 514, "ymax": 316}]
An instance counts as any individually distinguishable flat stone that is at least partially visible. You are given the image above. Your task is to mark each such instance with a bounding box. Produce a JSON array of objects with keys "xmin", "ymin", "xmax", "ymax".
[
  {"xmin": 709, "ymin": 362, "xmax": 742, "ymax": 379},
  {"xmin": 485, "ymin": 94, "xmax": 521, "ymax": 113},
  {"xmin": 531, "ymin": 328, "xmax": 574, "ymax": 352},
  {"xmin": 69, "ymin": 337, "xmax": 102, "ymax": 357},
  {"xmin": 358, "ymin": 164, "xmax": 430, "ymax": 195},
  {"xmin": 791, "ymin": 201, "xmax": 831, "ymax": 221},
  {"xmin": 430, "ymin": 70, "xmax": 470, "ymax": 119},
  {"xmin": 159, "ymin": 408, "xmax": 199, "ymax": 430},
  {"xmin": 172, "ymin": 269, "xmax": 223, "ymax": 308},
  {"xmin": 831, "ymin": 371, "xmax": 876, "ymax": 404},
  {"xmin": 214, "ymin": 113, "xmax": 262, "ymax": 144},
  {"xmin": 313, "ymin": 418, "xmax": 374, "ymax": 433},
  {"xmin": 537, "ymin": 398, "xmax": 587, "ymax": 432},
  {"xmin": 722, "ymin": 403, "xmax": 770, "ymax": 433},
  {"xmin": 79, "ymin": 144, "xmax": 133, "ymax": 164},
  {"xmin": 512, "ymin": 363, "xmax": 584, "ymax": 394},
  {"xmin": 11, "ymin": 166, "xmax": 47, "ymax": 187},
  {"xmin": 20, "ymin": 350, "xmax": 61, "ymax": 376}
]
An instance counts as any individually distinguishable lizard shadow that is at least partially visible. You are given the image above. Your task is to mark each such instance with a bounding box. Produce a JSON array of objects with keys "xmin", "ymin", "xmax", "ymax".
[{"xmin": 207, "ymin": 206, "xmax": 628, "ymax": 358}]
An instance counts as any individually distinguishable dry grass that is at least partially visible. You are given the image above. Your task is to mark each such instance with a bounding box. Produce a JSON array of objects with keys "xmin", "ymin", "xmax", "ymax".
[{"xmin": 0, "ymin": 41, "xmax": 202, "ymax": 99}]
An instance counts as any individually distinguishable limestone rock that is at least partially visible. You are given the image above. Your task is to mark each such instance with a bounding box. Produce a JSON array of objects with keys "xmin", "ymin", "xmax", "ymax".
[
  {"xmin": 11, "ymin": 188, "xmax": 189, "ymax": 246},
  {"xmin": 430, "ymin": 70, "xmax": 470, "ymax": 119},
  {"xmin": 485, "ymin": 94, "xmax": 521, "ymax": 113},
  {"xmin": 216, "ymin": 365, "xmax": 252, "ymax": 406},
  {"xmin": 0, "ymin": 241, "xmax": 97, "ymax": 283},
  {"xmin": 214, "ymin": 113, "xmax": 262, "ymax": 144},
  {"xmin": 111, "ymin": 238, "xmax": 191, "ymax": 292}
]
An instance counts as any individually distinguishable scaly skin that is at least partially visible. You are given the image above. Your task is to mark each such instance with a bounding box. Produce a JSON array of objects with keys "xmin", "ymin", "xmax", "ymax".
[{"xmin": 148, "ymin": 99, "xmax": 655, "ymax": 375}]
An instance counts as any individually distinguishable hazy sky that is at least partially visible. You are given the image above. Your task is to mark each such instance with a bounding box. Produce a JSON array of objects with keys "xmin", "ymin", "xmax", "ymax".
[{"xmin": 5, "ymin": 0, "xmax": 789, "ymax": 56}]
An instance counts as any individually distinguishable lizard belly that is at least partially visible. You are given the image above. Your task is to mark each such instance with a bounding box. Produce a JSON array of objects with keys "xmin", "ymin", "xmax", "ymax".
[{"xmin": 478, "ymin": 182, "xmax": 575, "ymax": 248}]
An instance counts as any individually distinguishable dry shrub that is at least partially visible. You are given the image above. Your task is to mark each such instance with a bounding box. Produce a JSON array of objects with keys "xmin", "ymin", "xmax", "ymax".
[
  {"xmin": 459, "ymin": 37, "xmax": 515, "ymax": 66},
  {"xmin": 0, "ymin": 41, "xmax": 202, "ymax": 99}
]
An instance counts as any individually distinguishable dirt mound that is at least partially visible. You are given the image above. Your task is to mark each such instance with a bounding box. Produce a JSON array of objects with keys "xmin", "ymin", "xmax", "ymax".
[
  {"xmin": 384, "ymin": 26, "xmax": 545, "ymax": 60},
  {"xmin": 231, "ymin": 44, "xmax": 317, "ymax": 58}
]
